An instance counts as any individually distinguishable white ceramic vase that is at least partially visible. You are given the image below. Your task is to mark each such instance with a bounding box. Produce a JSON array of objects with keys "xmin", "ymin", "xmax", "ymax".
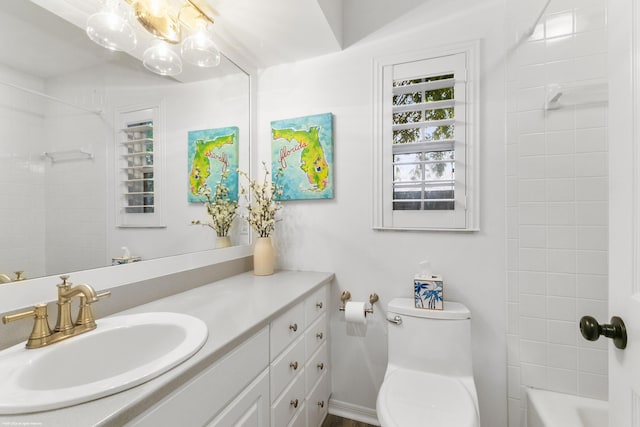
[
  {"xmin": 216, "ymin": 235, "xmax": 231, "ymax": 249},
  {"xmin": 253, "ymin": 237, "xmax": 275, "ymax": 276}
]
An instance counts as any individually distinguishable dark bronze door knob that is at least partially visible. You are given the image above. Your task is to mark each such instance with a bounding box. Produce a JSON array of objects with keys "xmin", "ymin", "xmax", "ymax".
[{"xmin": 580, "ymin": 315, "xmax": 627, "ymax": 349}]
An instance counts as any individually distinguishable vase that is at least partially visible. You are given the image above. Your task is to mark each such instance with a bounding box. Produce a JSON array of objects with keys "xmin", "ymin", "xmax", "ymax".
[
  {"xmin": 216, "ymin": 235, "xmax": 231, "ymax": 249},
  {"xmin": 253, "ymin": 237, "xmax": 275, "ymax": 276}
]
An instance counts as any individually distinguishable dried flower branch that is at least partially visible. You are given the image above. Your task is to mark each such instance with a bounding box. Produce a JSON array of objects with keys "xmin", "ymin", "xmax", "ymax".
[
  {"xmin": 191, "ymin": 171, "xmax": 238, "ymax": 237},
  {"xmin": 238, "ymin": 162, "xmax": 284, "ymax": 238}
]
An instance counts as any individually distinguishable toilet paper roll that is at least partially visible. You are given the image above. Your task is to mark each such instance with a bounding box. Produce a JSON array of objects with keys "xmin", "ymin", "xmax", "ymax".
[{"xmin": 345, "ymin": 301, "xmax": 367, "ymax": 325}]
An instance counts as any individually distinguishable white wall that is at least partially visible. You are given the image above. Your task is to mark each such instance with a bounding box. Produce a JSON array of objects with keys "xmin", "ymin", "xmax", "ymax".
[
  {"xmin": 504, "ymin": 0, "xmax": 609, "ymax": 425},
  {"xmin": 256, "ymin": 1, "xmax": 507, "ymax": 425},
  {"xmin": 0, "ymin": 64, "xmax": 47, "ymax": 278}
]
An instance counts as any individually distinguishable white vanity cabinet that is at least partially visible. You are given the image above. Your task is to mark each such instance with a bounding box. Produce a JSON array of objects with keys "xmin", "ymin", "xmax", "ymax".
[
  {"xmin": 130, "ymin": 327, "xmax": 270, "ymax": 427},
  {"xmin": 270, "ymin": 283, "xmax": 330, "ymax": 427}
]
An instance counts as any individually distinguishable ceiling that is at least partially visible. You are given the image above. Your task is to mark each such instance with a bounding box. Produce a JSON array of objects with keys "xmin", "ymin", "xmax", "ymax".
[{"xmin": 0, "ymin": 0, "xmax": 431, "ymax": 80}]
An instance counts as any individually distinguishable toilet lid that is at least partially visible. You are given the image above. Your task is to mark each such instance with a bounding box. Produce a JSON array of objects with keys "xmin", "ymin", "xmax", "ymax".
[{"xmin": 377, "ymin": 369, "xmax": 478, "ymax": 427}]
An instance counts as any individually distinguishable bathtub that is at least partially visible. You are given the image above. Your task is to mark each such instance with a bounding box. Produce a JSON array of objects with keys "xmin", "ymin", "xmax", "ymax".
[{"xmin": 527, "ymin": 388, "xmax": 609, "ymax": 427}]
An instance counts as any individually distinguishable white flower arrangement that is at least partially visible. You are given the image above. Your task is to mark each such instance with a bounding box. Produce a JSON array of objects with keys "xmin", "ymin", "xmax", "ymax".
[
  {"xmin": 239, "ymin": 163, "xmax": 284, "ymax": 238},
  {"xmin": 192, "ymin": 171, "xmax": 238, "ymax": 237}
]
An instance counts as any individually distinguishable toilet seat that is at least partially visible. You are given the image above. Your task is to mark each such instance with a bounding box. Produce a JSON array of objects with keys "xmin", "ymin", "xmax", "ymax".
[{"xmin": 377, "ymin": 368, "xmax": 479, "ymax": 427}]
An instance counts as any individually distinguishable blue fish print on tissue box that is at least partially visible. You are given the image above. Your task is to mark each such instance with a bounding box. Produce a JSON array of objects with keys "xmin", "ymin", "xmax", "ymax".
[{"xmin": 414, "ymin": 276, "xmax": 444, "ymax": 310}]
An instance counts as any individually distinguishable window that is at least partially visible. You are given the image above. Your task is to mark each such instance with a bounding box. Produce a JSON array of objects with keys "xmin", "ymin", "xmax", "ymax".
[
  {"xmin": 116, "ymin": 103, "xmax": 165, "ymax": 228},
  {"xmin": 373, "ymin": 42, "xmax": 479, "ymax": 230}
]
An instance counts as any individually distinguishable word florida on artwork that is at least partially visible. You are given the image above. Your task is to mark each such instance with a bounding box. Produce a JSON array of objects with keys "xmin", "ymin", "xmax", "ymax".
[
  {"xmin": 271, "ymin": 113, "xmax": 333, "ymax": 201},
  {"xmin": 187, "ymin": 127, "xmax": 239, "ymax": 203}
]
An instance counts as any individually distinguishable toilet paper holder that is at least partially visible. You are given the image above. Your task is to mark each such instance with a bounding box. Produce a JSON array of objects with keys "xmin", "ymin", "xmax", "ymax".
[{"xmin": 338, "ymin": 290, "xmax": 379, "ymax": 316}]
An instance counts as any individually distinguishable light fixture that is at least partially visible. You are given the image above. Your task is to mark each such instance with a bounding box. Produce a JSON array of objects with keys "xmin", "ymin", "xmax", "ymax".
[
  {"xmin": 86, "ymin": 0, "xmax": 220, "ymax": 76},
  {"xmin": 86, "ymin": 0, "xmax": 137, "ymax": 52},
  {"xmin": 143, "ymin": 41, "xmax": 183, "ymax": 76}
]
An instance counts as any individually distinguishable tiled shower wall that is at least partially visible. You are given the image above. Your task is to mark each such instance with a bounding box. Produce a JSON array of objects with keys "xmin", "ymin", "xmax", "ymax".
[{"xmin": 505, "ymin": 0, "xmax": 609, "ymax": 425}]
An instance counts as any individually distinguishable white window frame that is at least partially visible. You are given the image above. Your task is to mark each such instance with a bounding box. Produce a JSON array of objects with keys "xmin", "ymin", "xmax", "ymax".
[{"xmin": 373, "ymin": 41, "xmax": 480, "ymax": 231}]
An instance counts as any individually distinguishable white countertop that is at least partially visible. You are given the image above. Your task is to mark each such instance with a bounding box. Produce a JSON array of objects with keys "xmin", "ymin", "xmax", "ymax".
[{"xmin": 0, "ymin": 270, "xmax": 334, "ymax": 427}]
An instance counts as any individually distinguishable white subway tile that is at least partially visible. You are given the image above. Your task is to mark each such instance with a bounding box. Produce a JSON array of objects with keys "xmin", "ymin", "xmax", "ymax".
[
  {"xmin": 518, "ymin": 40, "xmax": 546, "ymax": 66},
  {"xmin": 520, "ymin": 271, "xmax": 547, "ymax": 295},
  {"xmin": 548, "ymin": 203, "xmax": 576, "ymax": 225},
  {"xmin": 548, "ymin": 344, "xmax": 578, "ymax": 370},
  {"xmin": 519, "ymin": 156, "xmax": 546, "ymax": 179},
  {"xmin": 576, "ymin": 274, "xmax": 608, "ymax": 301},
  {"xmin": 547, "ymin": 320, "xmax": 577, "ymax": 345},
  {"xmin": 547, "ymin": 226, "xmax": 576, "ymax": 249},
  {"xmin": 508, "ymin": 366, "xmax": 522, "ymax": 398},
  {"xmin": 578, "ymin": 348, "xmax": 608, "ymax": 375},
  {"xmin": 507, "ymin": 334, "xmax": 521, "ymax": 366},
  {"xmin": 518, "ymin": 110, "xmax": 546, "ymax": 133},
  {"xmin": 507, "ymin": 207, "xmax": 520, "ymax": 238},
  {"xmin": 575, "ymin": 5, "xmax": 607, "ymax": 33},
  {"xmin": 574, "ymin": 55, "xmax": 607, "ymax": 81},
  {"xmin": 545, "ymin": 60, "xmax": 575, "ymax": 85},
  {"xmin": 520, "ymin": 132, "xmax": 546, "ymax": 156},
  {"xmin": 507, "ymin": 144, "xmax": 520, "ymax": 176},
  {"xmin": 545, "ymin": 35, "xmax": 575, "ymax": 63},
  {"xmin": 518, "ymin": 64, "xmax": 547, "ymax": 89},
  {"xmin": 575, "ymin": 104, "xmax": 607, "ymax": 128},
  {"xmin": 521, "ymin": 363, "xmax": 548, "ymax": 388},
  {"xmin": 576, "ymin": 299, "xmax": 608, "ymax": 328},
  {"xmin": 520, "ymin": 248, "xmax": 548, "ymax": 272},
  {"xmin": 508, "ymin": 271, "xmax": 520, "ymax": 303},
  {"xmin": 545, "ymin": 154, "xmax": 575, "ymax": 178},
  {"xmin": 576, "ymin": 202, "xmax": 607, "ymax": 226},
  {"xmin": 520, "ymin": 225, "xmax": 547, "ymax": 248},
  {"xmin": 521, "ymin": 317, "xmax": 548, "ymax": 341},
  {"xmin": 545, "ymin": 106, "xmax": 575, "ymax": 131},
  {"xmin": 545, "ymin": 11, "xmax": 575, "ymax": 39},
  {"xmin": 573, "ymin": 30, "xmax": 607, "ymax": 57},
  {"xmin": 575, "ymin": 127, "xmax": 607, "ymax": 153},
  {"xmin": 547, "ymin": 273, "xmax": 576, "ymax": 297},
  {"xmin": 520, "ymin": 179, "xmax": 546, "ymax": 202},
  {"xmin": 576, "ymin": 250, "xmax": 608, "ymax": 275},
  {"xmin": 508, "ymin": 303, "xmax": 521, "ymax": 334},
  {"xmin": 517, "ymin": 87, "xmax": 546, "ymax": 112},
  {"xmin": 547, "ymin": 367, "xmax": 578, "ymax": 394},
  {"xmin": 546, "ymin": 130, "xmax": 575, "ymax": 154},
  {"xmin": 547, "ymin": 296, "xmax": 576, "ymax": 321},
  {"xmin": 520, "ymin": 203, "xmax": 547, "ymax": 224},
  {"xmin": 521, "ymin": 340, "xmax": 548, "ymax": 366},
  {"xmin": 508, "ymin": 238, "xmax": 520, "ymax": 270},
  {"xmin": 507, "ymin": 176, "xmax": 519, "ymax": 207},
  {"xmin": 578, "ymin": 372, "xmax": 608, "ymax": 400},
  {"xmin": 546, "ymin": 179, "xmax": 575, "ymax": 202},
  {"xmin": 575, "ymin": 177, "xmax": 608, "ymax": 202},
  {"xmin": 576, "ymin": 226, "xmax": 607, "ymax": 250},
  {"xmin": 548, "ymin": 249, "xmax": 576, "ymax": 274},
  {"xmin": 575, "ymin": 152, "xmax": 608, "ymax": 177}
]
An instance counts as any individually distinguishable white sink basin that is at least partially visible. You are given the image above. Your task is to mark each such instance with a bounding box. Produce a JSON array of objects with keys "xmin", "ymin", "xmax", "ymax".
[{"xmin": 0, "ymin": 312, "xmax": 208, "ymax": 414}]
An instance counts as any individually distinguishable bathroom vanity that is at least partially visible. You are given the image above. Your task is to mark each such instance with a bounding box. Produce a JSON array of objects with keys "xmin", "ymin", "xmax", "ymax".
[{"xmin": 0, "ymin": 270, "xmax": 333, "ymax": 427}]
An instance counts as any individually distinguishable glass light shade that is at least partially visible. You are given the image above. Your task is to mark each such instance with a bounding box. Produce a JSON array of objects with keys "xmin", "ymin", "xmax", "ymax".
[
  {"xmin": 181, "ymin": 28, "xmax": 221, "ymax": 68},
  {"xmin": 86, "ymin": 5, "xmax": 137, "ymax": 52},
  {"xmin": 143, "ymin": 43, "xmax": 183, "ymax": 76}
]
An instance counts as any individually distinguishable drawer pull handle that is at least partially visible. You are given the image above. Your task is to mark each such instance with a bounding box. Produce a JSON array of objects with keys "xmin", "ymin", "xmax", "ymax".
[
  {"xmin": 316, "ymin": 301, "xmax": 323, "ymax": 309},
  {"xmin": 316, "ymin": 332, "xmax": 324, "ymax": 340},
  {"xmin": 318, "ymin": 401, "xmax": 325, "ymax": 408},
  {"xmin": 317, "ymin": 362, "xmax": 325, "ymax": 370},
  {"xmin": 289, "ymin": 323, "xmax": 298, "ymax": 332},
  {"xmin": 290, "ymin": 399, "xmax": 299, "ymax": 408},
  {"xmin": 290, "ymin": 361, "xmax": 299, "ymax": 370}
]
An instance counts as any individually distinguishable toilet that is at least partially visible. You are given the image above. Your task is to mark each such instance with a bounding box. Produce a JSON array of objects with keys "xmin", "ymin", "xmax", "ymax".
[{"xmin": 376, "ymin": 298, "xmax": 480, "ymax": 427}]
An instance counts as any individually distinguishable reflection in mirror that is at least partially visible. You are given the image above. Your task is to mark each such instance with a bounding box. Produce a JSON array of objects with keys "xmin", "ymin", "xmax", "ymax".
[{"xmin": 0, "ymin": 0, "xmax": 250, "ymax": 281}]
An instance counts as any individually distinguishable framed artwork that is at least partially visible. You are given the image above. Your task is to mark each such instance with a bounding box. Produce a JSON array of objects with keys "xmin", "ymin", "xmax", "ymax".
[
  {"xmin": 271, "ymin": 112, "xmax": 333, "ymax": 200},
  {"xmin": 187, "ymin": 126, "xmax": 239, "ymax": 202}
]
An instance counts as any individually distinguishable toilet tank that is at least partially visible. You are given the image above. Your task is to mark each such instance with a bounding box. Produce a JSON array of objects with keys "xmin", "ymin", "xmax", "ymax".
[{"xmin": 386, "ymin": 298, "xmax": 473, "ymax": 377}]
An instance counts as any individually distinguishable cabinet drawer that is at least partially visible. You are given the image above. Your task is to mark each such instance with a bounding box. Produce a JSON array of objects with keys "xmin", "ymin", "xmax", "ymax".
[
  {"xmin": 271, "ymin": 335, "xmax": 305, "ymax": 401},
  {"xmin": 306, "ymin": 371, "xmax": 330, "ymax": 427},
  {"xmin": 288, "ymin": 402, "xmax": 306, "ymax": 427},
  {"xmin": 306, "ymin": 342, "xmax": 328, "ymax": 395},
  {"xmin": 207, "ymin": 368, "xmax": 269, "ymax": 427},
  {"xmin": 131, "ymin": 327, "xmax": 269, "ymax": 427},
  {"xmin": 305, "ymin": 313, "xmax": 327, "ymax": 359},
  {"xmin": 272, "ymin": 371, "xmax": 306, "ymax": 427},
  {"xmin": 271, "ymin": 302, "xmax": 305, "ymax": 361},
  {"xmin": 304, "ymin": 285, "xmax": 328, "ymax": 326}
]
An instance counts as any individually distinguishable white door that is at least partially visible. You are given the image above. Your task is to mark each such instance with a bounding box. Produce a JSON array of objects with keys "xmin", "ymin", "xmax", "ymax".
[{"xmin": 609, "ymin": 0, "xmax": 640, "ymax": 426}]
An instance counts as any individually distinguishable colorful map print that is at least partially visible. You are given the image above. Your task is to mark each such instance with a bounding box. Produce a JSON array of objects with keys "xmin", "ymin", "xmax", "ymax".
[
  {"xmin": 271, "ymin": 113, "xmax": 333, "ymax": 200},
  {"xmin": 187, "ymin": 127, "xmax": 239, "ymax": 203}
]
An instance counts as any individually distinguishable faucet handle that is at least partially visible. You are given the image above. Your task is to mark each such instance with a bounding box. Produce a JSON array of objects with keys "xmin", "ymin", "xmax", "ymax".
[
  {"xmin": 75, "ymin": 291, "xmax": 111, "ymax": 328},
  {"xmin": 3, "ymin": 304, "xmax": 53, "ymax": 349}
]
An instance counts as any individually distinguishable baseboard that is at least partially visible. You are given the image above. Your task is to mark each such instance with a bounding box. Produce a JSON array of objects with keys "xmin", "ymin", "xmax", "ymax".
[{"xmin": 328, "ymin": 399, "xmax": 380, "ymax": 426}]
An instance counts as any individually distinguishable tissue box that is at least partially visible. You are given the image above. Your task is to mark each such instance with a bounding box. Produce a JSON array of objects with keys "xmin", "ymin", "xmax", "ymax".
[
  {"xmin": 111, "ymin": 256, "xmax": 142, "ymax": 265},
  {"xmin": 414, "ymin": 276, "xmax": 444, "ymax": 310}
]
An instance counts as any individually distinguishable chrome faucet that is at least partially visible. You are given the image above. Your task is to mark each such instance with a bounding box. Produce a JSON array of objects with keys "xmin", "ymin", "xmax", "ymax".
[{"xmin": 2, "ymin": 275, "xmax": 110, "ymax": 349}]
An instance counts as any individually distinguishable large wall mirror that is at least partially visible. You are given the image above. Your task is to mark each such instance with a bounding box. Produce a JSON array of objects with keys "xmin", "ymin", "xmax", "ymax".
[{"xmin": 0, "ymin": 0, "xmax": 251, "ymax": 282}]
